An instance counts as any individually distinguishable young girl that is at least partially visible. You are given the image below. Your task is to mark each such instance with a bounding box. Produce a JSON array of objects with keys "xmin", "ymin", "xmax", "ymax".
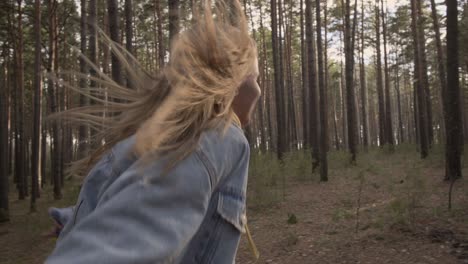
[{"xmin": 46, "ymin": 1, "xmax": 260, "ymax": 263}]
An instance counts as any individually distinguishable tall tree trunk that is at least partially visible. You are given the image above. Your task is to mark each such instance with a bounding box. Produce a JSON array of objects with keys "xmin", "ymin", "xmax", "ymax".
[
  {"xmin": 286, "ymin": 0, "xmax": 297, "ymax": 149},
  {"xmin": 125, "ymin": 0, "xmax": 134, "ymax": 55},
  {"xmin": 15, "ymin": 0, "xmax": 26, "ymax": 200},
  {"xmin": 156, "ymin": 0, "xmax": 165, "ymax": 68},
  {"xmin": 254, "ymin": 1, "xmax": 268, "ymax": 153},
  {"xmin": 416, "ymin": 0, "xmax": 433, "ymax": 147},
  {"xmin": 278, "ymin": 0, "xmax": 289, "ymax": 150},
  {"xmin": 316, "ymin": 0, "xmax": 328, "ymax": 181},
  {"xmin": 168, "ymin": 0, "xmax": 180, "ymax": 47},
  {"xmin": 300, "ymin": 0, "xmax": 309, "ymax": 149},
  {"xmin": 375, "ymin": 0, "xmax": 386, "ymax": 147},
  {"xmin": 31, "ymin": 0, "xmax": 42, "ymax": 212},
  {"xmin": 394, "ymin": 51, "xmax": 404, "ymax": 144},
  {"xmin": 0, "ymin": 53, "xmax": 10, "ymax": 222},
  {"xmin": 324, "ymin": 0, "xmax": 331, "ymax": 151},
  {"xmin": 411, "ymin": 0, "xmax": 429, "ymax": 158},
  {"xmin": 258, "ymin": 0, "xmax": 269, "ymax": 152},
  {"xmin": 78, "ymin": 0, "xmax": 89, "ymax": 159},
  {"xmin": 125, "ymin": 0, "xmax": 134, "ymax": 88},
  {"xmin": 41, "ymin": 127, "xmax": 47, "ymax": 187},
  {"xmin": 50, "ymin": 0, "xmax": 62, "ymax": 198},
  {"xmin": 444, "ymin": 0, "xmax": 462, "ymax": 181},
  {"xmin": 344, "ymin": 0, "xmax": 358, "ymax": 162},
  {"xmin": 381, "ymin": 0, "xmax": 394, "ymax": 147},
  {"xmin": 107, "ymin": 0, "xmax": 124, "ymax": 85},
  {"xmin": 339, "ymin": 29, "xmax": 347, "ymax": 149},
  {"xmin": 430, "ymin": 0, "xmax": 447, "ymax": 143},
  {"xmin": 272, "ymin": 0, "xmax": 286, "ymax": 159},
  {"xmin": 89, "ymin": 0, "xmax": 98, "ymax": 134},
  {"xmin": 306, "ymin": 0, "xmax": 319, "ymax": 169},
  {"xmin": 359, "ymin": 0, "xmax": 369, "ymax": 148}
]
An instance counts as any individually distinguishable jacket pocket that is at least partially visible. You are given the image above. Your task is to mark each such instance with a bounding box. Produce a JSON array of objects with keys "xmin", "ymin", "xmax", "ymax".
[{"xmin": 216, "ymin": 191, "xmax": 246, "ymax": 233}]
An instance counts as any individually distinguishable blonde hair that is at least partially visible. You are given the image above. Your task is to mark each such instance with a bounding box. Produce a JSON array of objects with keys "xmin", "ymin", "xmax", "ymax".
[{"xmin": 52, "ymin": 0, "xmax": 257, "ymax": 177}]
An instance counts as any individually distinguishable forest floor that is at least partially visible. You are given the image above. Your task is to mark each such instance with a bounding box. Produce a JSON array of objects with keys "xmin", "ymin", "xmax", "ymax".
[{"xmin": 1, "ymin": 145, "xmax": 468, "ymax": 264}]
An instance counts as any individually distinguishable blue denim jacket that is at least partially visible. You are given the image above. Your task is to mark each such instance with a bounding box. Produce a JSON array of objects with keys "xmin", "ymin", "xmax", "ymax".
[{"xmin": 46, "ymin": 123, "xmax": 250, "ymax": 264}]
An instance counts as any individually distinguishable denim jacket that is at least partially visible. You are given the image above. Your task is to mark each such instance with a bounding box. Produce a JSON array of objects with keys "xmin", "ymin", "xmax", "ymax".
[{"xmin": 46, "ymin": 123, "xmax": 250, "ymax": 264}]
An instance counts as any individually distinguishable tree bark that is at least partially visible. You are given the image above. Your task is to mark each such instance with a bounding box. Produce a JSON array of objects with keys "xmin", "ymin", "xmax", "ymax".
[
  {"xmin": 168, "ymin": 0, "xmax": 180, "ymax": 47},
  {"xmin": 300, "ymin": 0, "xmax": 309, "ymax": 149},
  {"xmin": 411, "ymin": 0, "xmax": 429, "ymax": 158},
  {"xmin": 272, "ymin": 0, "xmax": 287, "ymax": 159},
  {"xmin": 430, "ymin": 0, "xmax": 447, "ymax": 143},
  {"xmin": 107, "ymin": 0, "xmax": 124, "ymax": 85},
  {"xmin": 0, "ymin": 51, "xmax": 10, "ymax": 222},
  {"xmin": 125, "ymin": 0, "xmax": 134, "ymax": 88},
  {"xmin": 381, "ymin": 0, "xmax": 394, "ymax": 147},
  {"xmin": 258, "ymin": 0, "xmax": 269, "ymax": 152},
  {"xmin": 359, "ymin": 0, "xmax": 369, "ymax": 148},
  {"xmin": 375, "ymin": 0, "xmax": 386, "ymax": 147},
  {"xmin": 345, "ymin": 0, "xmax": 358, "ymax": 162},
  {"xmin": 444, "ymin": 0, "xmax": 462, "ymax": 180},
  {"xmin": 48, "ymin": 0, "xmax": 62, "ymax": 199},
  {"xmin": 306, "ymin": 0, "xmax": 319, "ymax": 168},
  {"xmin": 285, "ymin": 0, "xmax": 297, "ymax": 149},
  {"xmin": 156, "ymin": 0, "xmax": 165, "ymax": 68},
  {"xmin": 316, "ymin": 0, "xmax": 328, "ymax": 180},
  {"xmin": 78, "ymin": 0, "xmax": 89, "ymax": 158},
  {"xmin": 416, "ymin": 0, "xmax": 433, "ymax": 147},
  {"xmin": 31, "ymin": 0, "xmax": 42, "ymax": 212},
  {"xmin": 15, "ymin": 0, "xmax": 26, "ymax": 200}
]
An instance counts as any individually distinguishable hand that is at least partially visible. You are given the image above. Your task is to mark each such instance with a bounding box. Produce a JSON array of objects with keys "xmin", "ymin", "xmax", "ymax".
[{"xmin": 44, "ymin": 218, "xmax": 63, "ymax": 239}]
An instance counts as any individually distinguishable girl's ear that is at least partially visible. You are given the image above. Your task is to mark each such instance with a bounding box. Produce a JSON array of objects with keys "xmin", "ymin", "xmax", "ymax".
[{"xmin": 232, "ymin": 76, "xmax": 261, "ymax": 126}]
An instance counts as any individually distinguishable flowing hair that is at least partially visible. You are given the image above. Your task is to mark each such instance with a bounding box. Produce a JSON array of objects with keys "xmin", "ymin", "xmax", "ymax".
[{"xmin": 50, "ymin": 0, "xmax": 257, "ymax": 177}]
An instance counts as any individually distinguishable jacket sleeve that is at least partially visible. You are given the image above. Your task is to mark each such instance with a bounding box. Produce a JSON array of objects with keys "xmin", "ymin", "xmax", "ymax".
[
  {"xmin": 46, "ymin": 152, "xmax": 213, "ymax": 264},
  {"xmin": 48, "ymin": 206, "xmax": 75, "ymax": 227}
]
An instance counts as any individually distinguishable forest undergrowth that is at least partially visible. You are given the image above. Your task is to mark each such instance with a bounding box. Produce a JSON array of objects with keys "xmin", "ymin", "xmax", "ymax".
[{"xmin": 1, "ymin": 145, "xmax": 467, "ymax": 264}]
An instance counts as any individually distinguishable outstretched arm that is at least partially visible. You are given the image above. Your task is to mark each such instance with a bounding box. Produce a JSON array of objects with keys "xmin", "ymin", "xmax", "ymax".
[{"xmin": 46, "ymin": 153, "xmax": 212, "ymax": 264}]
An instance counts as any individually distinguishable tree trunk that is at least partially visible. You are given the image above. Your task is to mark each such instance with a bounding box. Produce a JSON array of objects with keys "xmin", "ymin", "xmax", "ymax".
[
  {"xmin": 125, "ymin": 0, "xmax": 134, "ymax": 88},
  {"xmin": 300, "ymin": 0, "xmax": 309, "ymax": 149},
  {"xmin": 108, "ymin": 0, "xmax": 124, "ymax": 85},
  {"xmin": 444, "ymin": 0, "xmax": 462, "ymax": 180},
  {"xmin": 156, "ymin": 0, "xmax": 165, "ymax": 68},
  {"xmin": 411, "ymin": 0, "xmax": 429, "ymax": 158},
  {"xmin": 344, "ymin": 0, "xmax": 358, "ymax": 162},
  {"xmin": 359, "ymin": 0, "xmax": 369, "ymax": 148},
  {"xmin": 381, "ymin": 0, "xmax": 394, "ymax": 147},
  {"xmin": 271, "ymin": 0, "xmax": 287, "ymax": 159},
  {"xmin": 168, "ymin": 0, "xmax": 180, "ymax": 47},
  {"xmin": 316, "ymin": 0, "xmax": 328, "ymax": 181},
  {"xmin": 394, "ymin": 52, "xmax": 404, "ymax": 144},
  {"xmin": 125, "ymin": 0, "xmax": 134, "ymax": 55},
  {"xmin": 430, "ymin": 0, "xmax": 447, "ymax": 143},
  {"xmin": 253, "ymin": 1, "xmax": 266, "ymax": 153},
  {"xmin": 48, "ymin": 0, "xmax": 62, "ymax": 199},
  {"xmin": 0, "ymin": 52, "xmax": 10, "ymax": 222},
  {"xmin": 31, "ymin": 0, "xmax": 42, "ymax": 212},
  {"xmin": 15, "ymin": 0, "xmax": 26, "ymax": 200},
  {"xmin": 416, "ymin": 0, "xmax": 433, "ymax": 147},
  {"xmin": 41, "ymin": 127, "xmax": 47, "ymax": 187},
  {"xmin": 285, "ymin": 0, "xmax": 297, "ymax": 149},
  {"xmin": 278, "ymin": 0, "xmax": 289, "ymax": 150},
  {"xmin": 306, "ymin": 0, "xmax": 319, "ymax": 169},
  {"xmin": 375, "ymin": 0, "xmax": 386, "ymax": 147},
  {"xmin": 324, "ymin": 0, "xmax": 330, "ymax": 151},
  {"xmin": 78, "ymin": 0, "xmax": 89, "ymax": 159},
  {"xmin": 258, "ymin": 0, "xmax": 269, "ymax": 152}
]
